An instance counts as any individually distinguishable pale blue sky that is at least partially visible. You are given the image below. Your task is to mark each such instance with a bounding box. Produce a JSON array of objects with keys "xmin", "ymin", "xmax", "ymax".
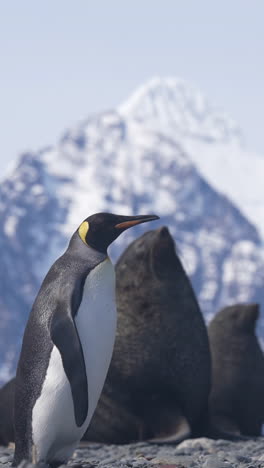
[{"xmin": 0, "ymin": 1, "xmax": 263, "ymax": 174}]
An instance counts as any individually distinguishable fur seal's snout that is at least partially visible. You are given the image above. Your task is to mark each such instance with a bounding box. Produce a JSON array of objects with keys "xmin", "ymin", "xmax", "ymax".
[
  {"xmin": 157, "ymin": 226, "xmax": 170, "ymax": 237},
  {"xmin": 151, "ymin": 226, "xmax": 179, "ymax": 278}
]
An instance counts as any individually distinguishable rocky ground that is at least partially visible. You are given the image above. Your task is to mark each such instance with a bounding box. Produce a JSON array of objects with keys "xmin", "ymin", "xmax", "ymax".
[{"xmin": 0, "ymin": 438, "xmax": 264, "ymax": 468}]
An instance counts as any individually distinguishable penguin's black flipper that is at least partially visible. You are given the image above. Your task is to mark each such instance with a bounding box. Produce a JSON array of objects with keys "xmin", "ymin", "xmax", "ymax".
[{"xmin": 50, "ymin": 306, "xmax": 88, "ymax": 427}]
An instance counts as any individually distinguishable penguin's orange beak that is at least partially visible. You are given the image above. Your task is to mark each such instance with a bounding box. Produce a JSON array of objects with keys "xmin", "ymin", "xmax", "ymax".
[{"xmin": 115, "ymin": 214, "xmax": 159, "ymax": 230}]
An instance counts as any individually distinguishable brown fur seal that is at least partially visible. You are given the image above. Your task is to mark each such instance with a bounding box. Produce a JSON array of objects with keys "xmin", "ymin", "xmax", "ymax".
[
  {"xmin": 0, "ymin": 378, "xmax": 15, "ymax": 445},
  {"xmin": 208, "ymin": 303, "xmax": 264, "ymax": 437},
  {"xmin": 85, "ymin": 226, "xmax": 211, "ymax": 443}
]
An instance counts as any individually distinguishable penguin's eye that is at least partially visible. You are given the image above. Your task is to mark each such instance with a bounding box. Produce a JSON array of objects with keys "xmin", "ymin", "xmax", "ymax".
[{"xmin": 78, "ymin": 221, "xmax": 89, "ymax": 245}]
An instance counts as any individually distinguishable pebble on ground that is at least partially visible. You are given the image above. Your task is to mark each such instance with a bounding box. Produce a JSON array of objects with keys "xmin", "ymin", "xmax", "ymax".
[{"xmin": 1, "ymin": 438, "xmax": 264, "ymax": 468}]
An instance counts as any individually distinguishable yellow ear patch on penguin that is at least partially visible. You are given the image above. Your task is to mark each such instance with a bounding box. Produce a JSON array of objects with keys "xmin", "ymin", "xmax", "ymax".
[{"xmin": 78, "ymin": 221, "xmax": 89, "ymax": 245}]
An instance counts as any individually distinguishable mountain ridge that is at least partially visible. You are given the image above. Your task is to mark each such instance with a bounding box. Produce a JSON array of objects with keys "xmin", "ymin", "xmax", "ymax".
[{"xmin": 0, "ymin": 77, "xmax": 263, "ymax": 382}]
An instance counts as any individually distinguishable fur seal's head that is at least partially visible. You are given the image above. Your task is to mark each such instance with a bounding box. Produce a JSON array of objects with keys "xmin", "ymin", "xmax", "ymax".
[
  {"xmin": 117, "ymin": 226, "xmax": 181, "ymax": 281},
  {"xmin": 210, "ymin": 303, "xmax": 260, "ymax": 334},
  {"xmin": 150, "ymin": 226, "xmax": 181, "ymax": 279}
]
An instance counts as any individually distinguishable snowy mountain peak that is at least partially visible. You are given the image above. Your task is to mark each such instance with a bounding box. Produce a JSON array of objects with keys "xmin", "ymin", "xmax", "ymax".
[
  {"xmin": 119, "ymin": 77, "xmax": 242, "ymax": 145},
  {"xmin": 0, "ymin": 76, "xmax": 264, "ymax": 383}
]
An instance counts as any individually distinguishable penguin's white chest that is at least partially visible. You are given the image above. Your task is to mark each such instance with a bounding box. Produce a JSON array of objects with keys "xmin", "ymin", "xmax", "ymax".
[
  {"xmin": 75, "ymin": 258, "xmax": 117, "ymax": 422},
  {"xmin": 32, "ymin": 259, "xmax": 117, "ymax": 463}
]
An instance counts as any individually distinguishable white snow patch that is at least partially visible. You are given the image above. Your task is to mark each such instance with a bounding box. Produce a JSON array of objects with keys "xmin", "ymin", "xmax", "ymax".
[
  {"xmin": 4, "ymin": 215, "xmax": 18, "ymax": 237},
  {"xmin": 181, "ymin": 245, "xmax": 198, "ymax": 276},
  {"xmin": 184, "ymin": 139, "xmax": 264, "ymax": 237}
]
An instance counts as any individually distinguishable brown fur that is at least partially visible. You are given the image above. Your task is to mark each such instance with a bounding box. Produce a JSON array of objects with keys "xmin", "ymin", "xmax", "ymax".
[{"xmin": 208, "ymin": 303, "xmax": 264, "ymax": 436}]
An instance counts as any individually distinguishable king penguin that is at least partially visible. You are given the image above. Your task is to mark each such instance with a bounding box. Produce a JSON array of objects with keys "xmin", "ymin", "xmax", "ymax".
[{"xmin": 13, "ymin": 212, "xmax": 159, "ymax": 467}]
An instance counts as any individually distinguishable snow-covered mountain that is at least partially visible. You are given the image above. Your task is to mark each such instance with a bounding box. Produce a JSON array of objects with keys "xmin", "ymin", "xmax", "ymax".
[
  {"xmin": 120, "ymin": 78, "xmax": 264, "ymax": 237},
  {"xmin": 0, "ymin": 77, "xmax": 263, "ymax": 382}
]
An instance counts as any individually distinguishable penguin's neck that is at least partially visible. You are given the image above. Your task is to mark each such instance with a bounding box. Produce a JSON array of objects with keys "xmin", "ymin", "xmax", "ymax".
[{"xmin": 67, "ymin": 234, "xmax": 107, "ymax": 266}]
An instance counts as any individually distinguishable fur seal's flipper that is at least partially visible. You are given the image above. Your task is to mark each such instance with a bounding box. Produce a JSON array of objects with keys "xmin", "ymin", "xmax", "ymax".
[
  {"xmin": 148, "ymin": 417, "xmax": 191, "ymax": 444},
  {"xmin": 210, "ymin": 414, "xmax": 241, "ymax": 437},
  {"xmin": 205, "ymin": 423, "xmax": 252, "ymax": 441},
  {"xmin": 146, "ymin": 404, "xmax": 191, "ymax": 444},
  {"xmin": 193, "ymin": 406, "xmax": 255, "ymax": 441},
  {"xmin": 50, "ymin": 307, "xmax": 88, "ymax": 427}
]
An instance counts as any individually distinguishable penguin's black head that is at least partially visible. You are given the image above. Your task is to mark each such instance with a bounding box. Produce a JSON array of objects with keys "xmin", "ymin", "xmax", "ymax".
[{"xmin": 78, "ymin": 212, "xmax": 159, "ymax": 253}]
